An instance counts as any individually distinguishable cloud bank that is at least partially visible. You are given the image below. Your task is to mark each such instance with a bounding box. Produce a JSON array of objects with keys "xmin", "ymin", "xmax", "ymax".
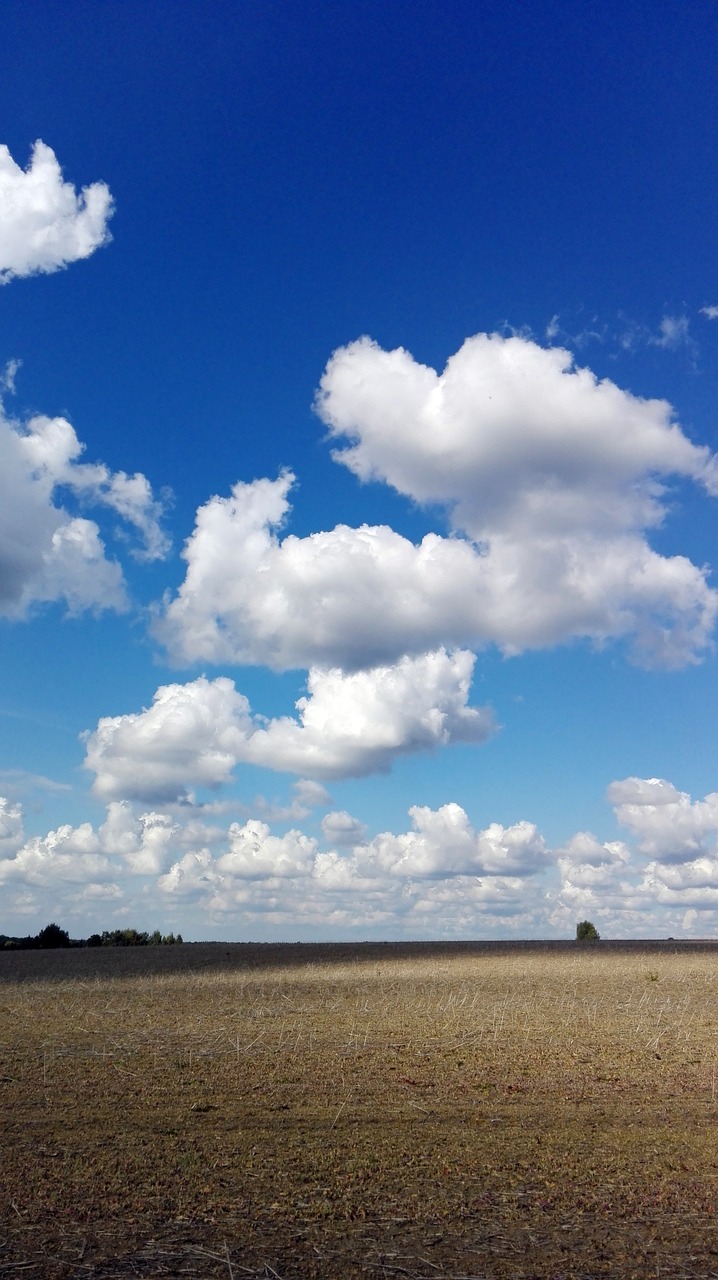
[
  {"xmin": 4, "ymin": 778, "xmax": 718, "ymax": 939},
  {"xmin": 0, "ymin": 141, "xmax": 113, "ymax": 283}
]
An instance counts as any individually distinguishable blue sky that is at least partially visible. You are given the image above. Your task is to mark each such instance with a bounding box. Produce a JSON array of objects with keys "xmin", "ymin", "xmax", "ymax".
[{"xmin": 1, "ymin": 0, "xmax": 717, "ymax": 940}]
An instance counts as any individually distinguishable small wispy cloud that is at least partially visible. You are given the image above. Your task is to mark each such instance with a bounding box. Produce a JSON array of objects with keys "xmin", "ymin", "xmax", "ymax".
[
  {"xmin": 700, "ymin": 305, "xmax": 718, "ymax": 320},
  {"xmin": 0, "ymin": 769, "xmax": 72, "ymax": 794},
  {"xmin": 1, "ymin": 359, "xmax": 21, "ymax": 393},
  {"xmin": 615, "ymin": 311, "xmax": 696, "ymax": 362},
  {"xmin": 543, "ymin": 312, "xmax": 607, "ymax": 349},
  {"xmin": 651, "ymin": 314, "xmax": 691, "ymax": 350},
  {"xmin": 545, "ymin": 314, "xmax": 560, "ymax": 342}
]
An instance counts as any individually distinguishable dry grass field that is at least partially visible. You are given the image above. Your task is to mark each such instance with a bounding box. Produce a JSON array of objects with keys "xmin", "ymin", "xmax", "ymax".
[{"xmin": 1, "ymin": 941, "xmax": 718, "ymax": 1279}]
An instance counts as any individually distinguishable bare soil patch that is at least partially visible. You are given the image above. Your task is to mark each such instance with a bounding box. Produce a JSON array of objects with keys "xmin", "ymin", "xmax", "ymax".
[{"xmin": 1, "ymin": 942, "xmax": 717, "ymax": 1278}]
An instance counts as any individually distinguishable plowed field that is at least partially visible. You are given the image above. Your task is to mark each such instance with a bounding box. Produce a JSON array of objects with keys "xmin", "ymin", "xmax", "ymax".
[{"xmin": 1, "ymin": 942, "xmax": 717, "ymax": 1278}]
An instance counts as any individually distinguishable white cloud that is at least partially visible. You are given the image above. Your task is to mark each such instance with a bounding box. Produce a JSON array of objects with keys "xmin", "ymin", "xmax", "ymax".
[
  {"xmin": 0, "ymin": 797, "xmax": 23, "ymax": 855},
  {"xmin": 608, "ymin": 776, "xmax": 718, "ymax": 863},
  {"xmin": 322, "ymin": 810, "xmax": 367, "ymax": 846},
  {"xmin": 157, "ymin": 334, "xmax": 717, "ymax": 672},
  {"xmin": 556, "ymin": 831, "xmax": 630, "ymax": 889},
  {"xmin": 157, "ymin": 847, "xmax": 218, "ymax": 900},
  {"xmin": 700, "ymin": 306, "xmax": 718, "ymax": 320},
  {"xmin": 0, "ymin": 141, "xmax": 113, "ymax": 283},
  {"xmin": 155, "ymin": 802, "xmax": 551, "ymax": 933},
  {"xmin": 98, "ymin": 802, "xmax": 179, "ymax": 875},
  {"xmin": 0, "ymin": 402, "xmax": 169, "ymax": 618},
  {"xmin": 9, "ymin": 777, "xmax": 718, "ymax": 938},
  {"xmin": 23, "ymin": 517, "xmax": 129, "ymax": 615},
  {"xmin": 651, "ymin": 315, "xmax": 691, "ymax": 350},
  {"xmin": 353, "ymin": 804, "xmax": 548, "ymax": 879},
  {"xmin": 216, "ymin": 820, "xmax": 317, "ymax": 880},
  {"xmin": 294, "ymin": 779, "xmax": 332, "ymax": 809},
  {"xmin": 1, "ymin": 359, "xmax": 21, "ymax": 393},
  {"xmin": 639, "ymin": 858, "xmax": 718, "ymax": 901},
  {"xmin": 246, "ymin": 650, "xmax": 493, "ymax": 780},
  {"xmin": 317, "ymin": 334, "xmax": 716, "ymax": 529},
  {"xmin": 85, "ymin": 677, "xmax": 255, "ymax": 803},
  {"xmin": 0, "ymin": 820, "xmax": 112, "ymax": 886},
  {"xmin": 84, "ymin": 653, "xmax": 494, "ymax": 801},
  {"xmin": 0, "ymin": 799, "xmax": 180, "ymax": 897},
  {"xmin": 545, "ymin": 314, "xmax": 560, "ymax": 341},
  {"xmin": 17, "ymin": 412, "xmax": 170, "ymax": 561}
]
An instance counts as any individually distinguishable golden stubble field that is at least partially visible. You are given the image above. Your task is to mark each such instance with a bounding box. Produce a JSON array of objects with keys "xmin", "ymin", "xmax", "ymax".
[{"xmin": 1, "ymin": 942, "xmax": 717, "ymax": 1279}]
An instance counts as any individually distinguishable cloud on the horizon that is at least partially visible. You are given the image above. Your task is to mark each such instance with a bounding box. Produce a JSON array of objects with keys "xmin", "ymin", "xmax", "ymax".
[
  {"xmin": 157, "ymin": 334, "xmax": 717, "ymax": 673},
  {"xmin": 5, "ymin": 777, "xmax": 718, "ymax": 938},
  {"xmin": 0, "ymin": 402, "xmax": 169, "ymax": 618},
  {"xmin": 0, "ymin": 141, "xmax": 113, "ymax": 283},
  {"xmin": 84, "ymin": 652, "xmax": 494, "ymax": 802}
]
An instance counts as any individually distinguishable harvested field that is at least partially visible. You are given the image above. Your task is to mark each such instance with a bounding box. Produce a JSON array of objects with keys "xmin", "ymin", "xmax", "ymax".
[{"xmin": 1, "ymin": 941, "xmax": 717, "ymax": 1279}]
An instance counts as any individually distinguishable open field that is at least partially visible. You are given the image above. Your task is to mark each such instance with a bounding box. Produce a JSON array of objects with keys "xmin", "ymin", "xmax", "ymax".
[{"xmin": 1, "ymin": 941, "xmax": 718, "ymax": 1279}]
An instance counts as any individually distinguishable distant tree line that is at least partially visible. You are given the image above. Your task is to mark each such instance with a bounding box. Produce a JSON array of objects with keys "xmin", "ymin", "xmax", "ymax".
[{"xmin": 1, "ymin": 922, "xmax": 184, "ymax": 950}]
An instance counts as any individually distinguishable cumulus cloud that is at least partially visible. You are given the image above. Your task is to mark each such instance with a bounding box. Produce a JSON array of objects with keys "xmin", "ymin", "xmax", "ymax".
[
  {"xmin": 157, "ymin": 847, "xmax": 218, "ymax": 900},
  {"xmin": 216, "ymin": 820, "xmax": 317, "ymax": 880},
  {"xmin": 0, "ymin": 797, "xmax": 23, "ymax": 855},
  {"xmin": 352, "ymin": 804, "xmax": 548, "ymax": 880},
  {"xmin": 0, "ymin": 794, "xmax": 553, "ymax": 937},
  {"xmin": 17, "ymin": 411, "xmax": 170, "ymax": 561},
  {"xmin": 157, "ymin": 802, "xmax": 551, "ymax": 933},
  {"xmin": 98, "ymin": 802, "xmax": 179, "ymax": 875},
  {"xmin": 9, "ymin": 776, "xmax": 718, "ymax": 937},
  {"xmin": 294, "ymin": 779, "xmax": 332, "ymax": 809},
  {"xmin": 638, "ymin": 858, "xmax": 718, "ymax": 904},
  {"xmin": 85, "ymin": 677, "xmax": 255, "ymax": 803},
  {"xmin": 0, "ymin": 141, "xmax": 113, "ymax": 283},
  {"xmin": 608, "ymin": 776, "xmax": 718, "ymax": 863},
  {"xmin": 0, "ymin": 798, "xmax": 180, "ymax": 902},
  {"xmin": 0, "ymin": 401, "xmax": 169, "ymax": 618},
  {"xmin": 322, "ymin": 810, "xmax": 367, "ymax": 846},
  {"xmin": 84, "ymin": 653, "xmax": 494, "ymax": 802},
  {"xmin": 157, "ymin": 334, "xmax": 717, "ymax": 672},
  {"xmin": 700, "ymin": 306, "xmax": 718, "ymax": 320},
  {"xmin": 558, "ymin": 831, "xmax": 630, "ymax": 881},
  {"xmin": 317, "ymin": 333, "xmax": 717, "ymax": 528},
  {"xmin": 0, "ymin": 819, "xmax": 112, "ymax": 886},
  {"xmin": 246, "ymin": 650, "xmax": 493, "ymax": 779}
]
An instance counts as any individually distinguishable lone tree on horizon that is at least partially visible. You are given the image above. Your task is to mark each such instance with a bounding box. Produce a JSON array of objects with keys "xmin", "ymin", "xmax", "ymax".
[{"xmin": 576, "ymin": 919, "xmax": 600, "ymax": 942}]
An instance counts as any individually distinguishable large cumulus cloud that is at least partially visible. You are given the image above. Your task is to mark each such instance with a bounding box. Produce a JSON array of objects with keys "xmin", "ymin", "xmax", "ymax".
[
  {"xmin": 84, "ymin": 652, "xmax": 494, "ymax": 802},
  {"xmin": 317, "ymin": 333, "xmax": 718, "ymax": 533},
  {"xmin": 156, "ymin": 334, "xmax": 717, "ymax": 672}
]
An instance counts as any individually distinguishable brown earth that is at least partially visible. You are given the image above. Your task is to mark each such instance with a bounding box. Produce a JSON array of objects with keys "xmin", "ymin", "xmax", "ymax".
[{"xmin": 1, "ymin": 941, "xmax": 717, "ymax": 1279}]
